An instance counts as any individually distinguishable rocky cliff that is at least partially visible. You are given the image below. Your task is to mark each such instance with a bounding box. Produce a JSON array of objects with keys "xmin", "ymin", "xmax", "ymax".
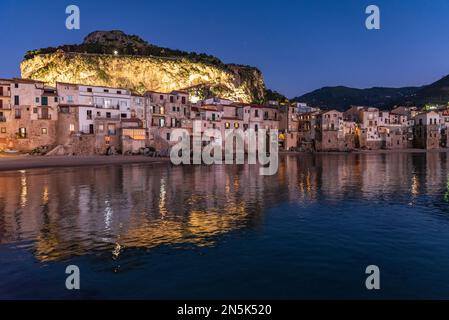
[{"xmin": 20, "ymin": 31, "xmax": 265, "ymax": 103}]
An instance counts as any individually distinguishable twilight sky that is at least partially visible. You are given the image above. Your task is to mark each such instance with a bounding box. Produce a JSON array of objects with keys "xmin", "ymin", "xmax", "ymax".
[{"xmin": 1, "ymin": 0, "xmax": 449, "ymax": 98}]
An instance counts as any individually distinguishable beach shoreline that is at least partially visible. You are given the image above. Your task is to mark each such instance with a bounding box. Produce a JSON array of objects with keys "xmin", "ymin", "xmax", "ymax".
[
  {"xmin": 1, "ymin": 148, "xmax": 449, "ymax": 172},
  {"xmin": 0, "ymin": 155, "xmax": 171, "ymax": 172}
]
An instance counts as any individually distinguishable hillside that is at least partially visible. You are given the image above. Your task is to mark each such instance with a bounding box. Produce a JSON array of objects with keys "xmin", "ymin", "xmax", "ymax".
[
  {"xmin": 293, "ymin": 74, "xmax": 449, "ymax": 111},
  {"xmin": 292, "ymin": 86, "xmax": 420, "ymax": 111},
  {"xmin": 21, "ymin": 30, "xmax": 265, "ymax": 103}
]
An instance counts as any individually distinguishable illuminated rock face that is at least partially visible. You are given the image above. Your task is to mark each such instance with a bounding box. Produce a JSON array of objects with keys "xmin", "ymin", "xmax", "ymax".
[{"xmin": 20, "ymin": 50, "xmax": 265, "ymax": 103}]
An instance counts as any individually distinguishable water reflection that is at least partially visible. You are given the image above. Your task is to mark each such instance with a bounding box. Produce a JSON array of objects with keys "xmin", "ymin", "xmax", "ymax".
[{"xmin": 1, "ymin": 152, "xmax": 449, "ymax": 263}]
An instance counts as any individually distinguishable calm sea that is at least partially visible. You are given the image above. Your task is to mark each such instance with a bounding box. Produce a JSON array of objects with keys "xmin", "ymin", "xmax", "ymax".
[{"xmin": 1, "ymin": 153, "xmax": 449, "ymax": 299}]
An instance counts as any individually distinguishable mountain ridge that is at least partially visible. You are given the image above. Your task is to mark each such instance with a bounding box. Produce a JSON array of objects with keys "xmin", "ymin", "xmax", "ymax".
[{"xmin": 293, "ymin": 75, "xmax": 449, "ymax": 111}]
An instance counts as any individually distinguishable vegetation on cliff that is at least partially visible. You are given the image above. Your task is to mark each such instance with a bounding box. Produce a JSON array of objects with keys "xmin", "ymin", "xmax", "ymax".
[{"xmin": 22, "ymin": 30, "xmax": 265, "ymax": 103}]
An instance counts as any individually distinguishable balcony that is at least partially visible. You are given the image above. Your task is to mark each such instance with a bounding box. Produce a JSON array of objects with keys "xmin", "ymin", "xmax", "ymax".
[
  {"xmin": 94, "ymin": 104, "xmax": 120, "ymax": 110},
  {"xmin": 0, "ymin": 103, "xmax": 11, "ymax": 110},
  {"xmin": 95, "ymin": 114, "xmax": 121, "ymax": 121},
  {"xmin": 38, "ymin": 114, "xmax": 52, "ymax": 120}
]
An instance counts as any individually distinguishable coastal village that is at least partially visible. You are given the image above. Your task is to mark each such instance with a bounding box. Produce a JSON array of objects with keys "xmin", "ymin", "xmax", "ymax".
[{"xmin": 0, "ymin": 77, "xmax": 448, "ymax": 155}]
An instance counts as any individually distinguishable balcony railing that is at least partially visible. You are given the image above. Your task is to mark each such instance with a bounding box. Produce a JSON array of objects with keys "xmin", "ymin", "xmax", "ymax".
[
  {"xmin": 95, "ymin": 104, "xmax": 120, "ymax": 110},
  {"xmin": 38, "ymin": 114, "xmax": 52, "ymax": 120},
  {"xmin": 95, "ymin": 114, "xmax": 121, "ymax": 120}
]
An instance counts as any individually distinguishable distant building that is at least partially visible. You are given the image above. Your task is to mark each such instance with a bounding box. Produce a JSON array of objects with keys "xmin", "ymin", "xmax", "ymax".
[
  {"xmin": 414, "ymin": 111, "xmax": 442, "ymax": 149},
  {"xmin": 315, "ymin": 110, "xmax": 349, "ymax": 151}
]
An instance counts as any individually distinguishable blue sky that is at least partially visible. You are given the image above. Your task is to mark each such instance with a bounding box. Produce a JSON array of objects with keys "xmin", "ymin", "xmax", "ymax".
[{"xmin": 1, "ymin": 0, "xmax": 449, "ymax": 97}]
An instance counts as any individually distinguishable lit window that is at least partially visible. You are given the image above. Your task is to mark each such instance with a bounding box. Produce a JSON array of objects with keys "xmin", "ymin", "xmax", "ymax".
[
  {"xmin": 234, "ymin": 123, "xmax": 239, "ymax": 128},
  {"xmin": 41, "ymin": 128, "xmax": 47, "ymax": 135},
  {"xmin": 225, "ymin": 122, "xmax": 230, "ymax": 129},
  {"xmin": 69, "ymin": 124, "xmax": 75, "ymax": 132}
]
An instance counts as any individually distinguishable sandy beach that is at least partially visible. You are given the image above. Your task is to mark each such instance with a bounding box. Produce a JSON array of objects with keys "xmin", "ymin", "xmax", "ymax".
[
  {"xmin": 0, "ymin": 154, "xmax": 171, "ymax": 172},
  {"xmin": 1, "ymin": 148, "xmax": 448, "ymax": 172}
]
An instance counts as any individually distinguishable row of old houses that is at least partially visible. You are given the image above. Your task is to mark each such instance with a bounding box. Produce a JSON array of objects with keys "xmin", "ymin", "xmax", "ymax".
[
  {"xmin": 281, "ymin": 104, "xmax": 449, "ymax": 151},
  {"xmin": 0, "ymin": 79, "xmax": 281, "ymax": 155},
  {"xmin": 2, "ymin": 77, "xmax": 449, "ymax": 154}
]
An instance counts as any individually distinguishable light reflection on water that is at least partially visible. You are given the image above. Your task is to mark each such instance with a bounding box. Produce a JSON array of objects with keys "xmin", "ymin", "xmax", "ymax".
[{"xmin": 1, "ymin": 153, "xmax": 449, "ymax": 298}]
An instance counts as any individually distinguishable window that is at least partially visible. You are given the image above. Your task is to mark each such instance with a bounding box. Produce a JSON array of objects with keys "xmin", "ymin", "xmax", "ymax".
[
  {"xmin": 160, "ymin": 95, "xmax": 164, "ymax": 100},
  {"xmin": 60, "ymin": 106, "xmax": 69, "ymax": 114},
  {"xmin": 35, "ymin": 97, "xmax": 40, "ymax": 103},
  {"xmin": 41, "ymin": 128, "xmax": 47, "ymax": 135},
  {"xmin": 69, "ymin": 124, "xmax": 75, "ymax": 132},
  {"xmin": 98, "ymin": 124, "xmax": 104, "ymax": 132},
  {"xmin": 159, "ymin": 118, "xmax": 165, "ymax": 127},
  {"xmin": 121, "ymin": 113, "xmax": 127, "ymax": 118},
  {"xmin": 104, "ymin": 89, "xmax": 109, "ymax": 93},
  {"xmin": 117, "ymin": 90, "xmax": 121, "ymax": 95},
  {"xmin": 41, "ymin": 96, "xmax": 48, "ymax": 106},
  {"xmin": 166, "ymin": 132, "xmax": 170, "ymax": 140},
  {"xmin": 54, "ymin": 97, "xmax": 58, "ymax": 102},
  {"xmin": 14, "ymin": 95, "xmax": 19, "ymax": 105},
  {"xmin": 234, "ymin": 122, "xmax": 239, "ymax": 129},
  {"xmin": 33, "ymin": 108, "xmax": 38, "ymax": 114},
  {"xmin": 255, "ymin": 110, "xmax": 259, "ymax": 117},
  {"xmin": 170, "ymin": 96, "xmax": 174, "ymax": 103},
  {"xmin": 254, "ymin": 124, "xmax": 258, "ymax": 132},
  {"xmin": 182, "ymin": 97, "xmax": 186, "ymax": 104},
  {"xmin": 225, "ymin": 122, "xmax": 231, "ymax": 129},
  {"xmin": 87, "ymin": 88, "xmax": 92, "ymax": 92},
  {"xmin": 106, "ymin": 112, "xmax": 111, "ymax": 118},
  {"xmin": 107, "ymin": 124, "xmax": 116, "ymax": 135},
  {"xmin": 67, "ymin": 96, "xmax": 74, "ymax": 103},
  {"xmin": 14, "ymin": 83, "xmax": 19, "ymax": 88},
  {"xmin": 172, "ymin": 106, "xmax": 176, "ymax": 112},
  {"xmin": 1, "ymin": 127, "xmax": 6, "ymax": 133},
  {"xmin": 15, "ymin": 108, "xmax": 21, "ymax": 119},
  {"xmin": 160, "ymin": 107, "xmax": 165, "ymax": 115},
  {"xmin": 87, "ymin": 110, "xmax": 92, "ymax": 120},
  {"xmin": 18, "ymin": 127, "xmax": 26, "ymax": 138}
]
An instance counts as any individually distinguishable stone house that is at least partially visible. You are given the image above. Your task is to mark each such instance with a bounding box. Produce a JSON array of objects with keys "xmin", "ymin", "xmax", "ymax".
[
  {"xmin": 413, "ymin": 111, "xmax": 442, "ymax": 149},
  {"xmin": 315, "ymin": 110, "xmax": 348, "ymax": 151},
  {"xmin": 0, "ymin": 79, "xmax": 58, "ymax": 151}
]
